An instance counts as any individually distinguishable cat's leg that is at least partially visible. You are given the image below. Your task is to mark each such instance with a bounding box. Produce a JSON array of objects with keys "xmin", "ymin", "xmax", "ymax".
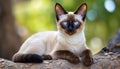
[
  {"xmin": 12, "ymin": 42, "xmax": 46, "ymax": 63},
  {"xmin": 51, "ymin": 50, "xmax": 80, "ymax": 64},
  {"xmin": 81, "ymin": 49, "xmax": 93, "ymax": 66}
]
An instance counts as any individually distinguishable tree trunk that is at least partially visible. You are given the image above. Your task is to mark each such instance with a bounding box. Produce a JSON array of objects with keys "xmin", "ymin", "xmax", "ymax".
[
  {"xmin": 0, "ymin": 0, "xmax": 22, "ymax": 60},
  {"xmin": 0, "ymin": 29, "xmax": 120, "ymax": 69},
  {"xmin": 0, "ymin": 53, "xmax": 120, "ymax": 69}
]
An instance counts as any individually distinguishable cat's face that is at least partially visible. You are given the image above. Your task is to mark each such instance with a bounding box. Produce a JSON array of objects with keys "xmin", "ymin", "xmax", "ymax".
[{"xmin": 55, "ymin": 3, "xmax": 87, "ymax": 35}]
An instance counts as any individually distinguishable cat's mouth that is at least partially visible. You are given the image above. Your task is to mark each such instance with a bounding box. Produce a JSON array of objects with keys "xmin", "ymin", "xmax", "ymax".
[{"xmin": 65, "ymin": 31, "xmax": 76, "ymax": 35}]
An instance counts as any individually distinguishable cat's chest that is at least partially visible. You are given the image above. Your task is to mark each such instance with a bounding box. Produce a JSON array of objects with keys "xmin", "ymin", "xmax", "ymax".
[
  {"xmin": 57, "ymin": 32, "xmax": 85, "ymax": 46},
  {"xmin": 66, "ymin": 42, "xmax": 85, "ymax": 53},
  {"xmin": 57, "ymin": 37, "xmax": 86, "ymax": 55},
  {"xmin": 69, "ymin": 43, "xmax": 87, "ymax": 55},
  {"xmin": 54, "ymin": 32, "xmax": 87, "ymax": 54}
]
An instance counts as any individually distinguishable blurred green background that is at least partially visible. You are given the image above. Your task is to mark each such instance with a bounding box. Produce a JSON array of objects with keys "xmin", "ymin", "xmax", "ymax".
[{"xmin": 13, "ymin": 0, "xmax": 120, "ymax": 54}]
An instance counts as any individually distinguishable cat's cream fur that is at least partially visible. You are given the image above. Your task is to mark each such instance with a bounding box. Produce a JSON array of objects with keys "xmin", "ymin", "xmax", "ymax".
[
  {"xmin": 16, "ymin": 30, "xmax": 87, "ymax": 56},
  {"xmin": 12, "ymin": 3, "xmax": 93, "ymax": 66}
]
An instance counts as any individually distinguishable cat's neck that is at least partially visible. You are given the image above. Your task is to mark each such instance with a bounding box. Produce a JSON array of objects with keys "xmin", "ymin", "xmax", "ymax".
[{"xmin": 57, "ymin": 31, "xmax": 86, "ymax": 45}]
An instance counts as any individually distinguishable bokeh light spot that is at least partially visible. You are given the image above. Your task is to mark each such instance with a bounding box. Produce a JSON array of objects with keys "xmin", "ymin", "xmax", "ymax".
[
  {"xmin": 104, "ymin": 0, "xmax": 116, "ymax": 13},
  {"xmin": 87, "ymin": 10, "xmax": 97, "ymax": 21}
]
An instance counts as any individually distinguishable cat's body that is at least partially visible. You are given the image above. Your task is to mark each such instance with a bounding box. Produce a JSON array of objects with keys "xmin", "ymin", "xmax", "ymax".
[
  {"xmin": 16, "ymin": 30, "xmax": 87, "ymax": 58},
  {"xmin": 12, "ymin": 3, "xmax": 93, "ymax": 66}
]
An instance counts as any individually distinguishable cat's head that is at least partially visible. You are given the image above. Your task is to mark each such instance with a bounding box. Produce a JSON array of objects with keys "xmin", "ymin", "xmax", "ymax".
[{"xmin": 55, "ymin": 3, "xmax": 87, "ymax": 35}]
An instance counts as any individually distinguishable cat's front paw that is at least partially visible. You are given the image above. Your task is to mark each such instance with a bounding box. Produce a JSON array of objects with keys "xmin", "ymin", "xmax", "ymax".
[
  {"xmin": 67, "ymin": 56, "xmax": 80, "ymax": 64},
  {"xmin": 81, "ymin": 49, "xmax": 94, "ymax": 66},
  {"xmin": 82, "ymin": 56, "xmax": 93, "ymax": 66},
  {"xmin": 54, "ymin": 50, "xmax": 80, "ymax": 64}
]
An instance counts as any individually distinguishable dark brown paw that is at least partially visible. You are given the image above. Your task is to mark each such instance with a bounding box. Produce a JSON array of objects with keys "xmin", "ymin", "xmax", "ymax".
[
  {"xmin": 54, "ymin": 50, "xmax": 80, "ymax": 64},
  {"xmin": 82, "ymin": 56, "xmax": 93, "ymax": 66},
  {"xmin": 67, "ymin": 56, "xmax": 80, "ymax": 64},
  {"xmin": 81, "ymin": 49, "xmax": 94, "ymax": 66}
]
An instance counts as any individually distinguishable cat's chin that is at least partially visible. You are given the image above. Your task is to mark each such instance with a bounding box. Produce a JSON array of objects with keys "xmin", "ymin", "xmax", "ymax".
[{"xmin": 65, "ymin": 31, "xmax": 76, "ymax": 36}]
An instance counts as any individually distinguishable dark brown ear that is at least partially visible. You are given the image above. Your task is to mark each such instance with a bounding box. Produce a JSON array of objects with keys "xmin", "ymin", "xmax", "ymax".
[
  {"xmin": 55, "ymin": 3, "xmax": 67, "ymax": 21},
  {"xmin": 74, "ymin": 3, "xmax": 87, "ymax": 21}
]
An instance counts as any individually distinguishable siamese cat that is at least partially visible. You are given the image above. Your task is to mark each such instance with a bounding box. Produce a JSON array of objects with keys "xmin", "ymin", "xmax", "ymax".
[{"xmin": 12, "ymin": 3, "xmax": 93, "ymax": 66}]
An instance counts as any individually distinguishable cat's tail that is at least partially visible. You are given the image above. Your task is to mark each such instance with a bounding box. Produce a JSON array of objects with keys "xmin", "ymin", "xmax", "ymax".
[{"xmin": 12, "ymin": 53, "xmax": 43, "ymax": 63}]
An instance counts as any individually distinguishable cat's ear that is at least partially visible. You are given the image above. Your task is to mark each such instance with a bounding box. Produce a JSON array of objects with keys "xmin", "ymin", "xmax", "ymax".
[
  {"xmin": 74, "ymin": 3, "xmax": 87, "ymax": 21},
  {"xmin": 55, "ymin": 3, "xmax": 67, "ymax": 21}
]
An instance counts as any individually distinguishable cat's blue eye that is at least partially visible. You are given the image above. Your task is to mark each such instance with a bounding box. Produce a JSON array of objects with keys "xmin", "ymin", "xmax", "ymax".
[
  {"xmin": 74, "ymin": 21, "xmax": 79, "ymax": 26},
  {"xmin": 62, "ymin": 22, "xmax": 67, "ymax": 26}
]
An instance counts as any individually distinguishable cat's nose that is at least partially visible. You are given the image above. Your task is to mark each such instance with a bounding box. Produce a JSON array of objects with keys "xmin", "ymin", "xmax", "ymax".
[{"xmin": 68, "ymin": 26, "xmax": 74, "ymax": 32}]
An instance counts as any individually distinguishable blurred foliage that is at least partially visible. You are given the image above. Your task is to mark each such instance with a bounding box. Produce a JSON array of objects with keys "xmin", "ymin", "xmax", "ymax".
[{"xmin": 13, "ymin": 0, "xmax": 120, "ymax": 54}]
